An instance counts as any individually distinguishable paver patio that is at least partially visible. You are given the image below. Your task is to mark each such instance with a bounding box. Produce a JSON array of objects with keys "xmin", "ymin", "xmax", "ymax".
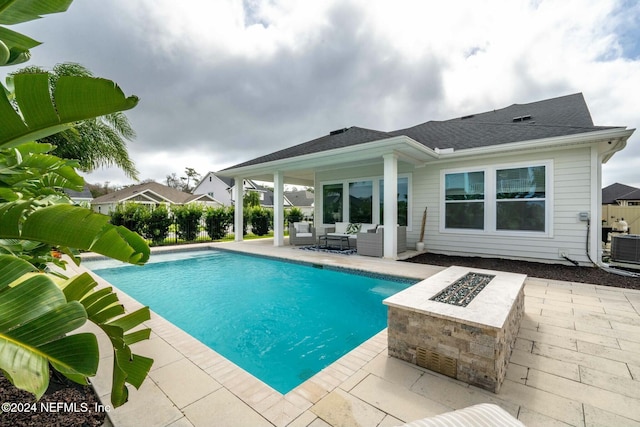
[{"xmin": 72, "ymin": 240, "xmax": 640, "ymax": 427}]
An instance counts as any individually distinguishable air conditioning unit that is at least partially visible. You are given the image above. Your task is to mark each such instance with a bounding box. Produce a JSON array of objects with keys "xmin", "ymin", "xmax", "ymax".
[{"xmin": 611, "ymin": 234, "xmax": 640, "ymax": 264}]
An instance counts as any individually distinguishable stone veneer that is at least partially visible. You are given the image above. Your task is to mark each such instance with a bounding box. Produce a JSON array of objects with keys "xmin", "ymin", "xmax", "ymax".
[{"xmin": 383, "ymin": 266, "xmax": 526, "ymax": 393}]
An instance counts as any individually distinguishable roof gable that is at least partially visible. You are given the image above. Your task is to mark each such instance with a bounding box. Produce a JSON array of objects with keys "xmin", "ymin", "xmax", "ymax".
[
  {"xmin": 285, "ymin": 190, "xmax": 314, "ymax": 207},
  {"xmin": 92, "ymin": 182, "xmax": 198, "ymax": 204},
  {"xmin": 193, "ymin": 172, "xmax": 235, "ymax": 192}
]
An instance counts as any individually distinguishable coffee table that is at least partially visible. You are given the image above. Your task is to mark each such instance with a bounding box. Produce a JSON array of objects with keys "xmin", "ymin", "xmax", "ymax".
[{"xmin": 317, "ymin": 234, "xmax": 352, "ymax": 250}]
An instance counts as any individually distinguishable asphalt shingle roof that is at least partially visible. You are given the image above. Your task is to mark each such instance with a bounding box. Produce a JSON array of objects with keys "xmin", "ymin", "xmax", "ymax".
[
  {"xmin": 223, "ymin": 93, "xmax": 621, "ymax": 170},
  {"xmin": 224, "ymin": 127, "xmax": 394, "ymax": 169},
  {"xmin": 391, "ymin": 93, "xmax": 614, "ymax": 150},
  {"xmin": 92, "ymin": 182, "xmax": 209, "ymax": 204},
  {"xmin": 602, "ymin": 183, "xmax": 640, "ymax": 204}
]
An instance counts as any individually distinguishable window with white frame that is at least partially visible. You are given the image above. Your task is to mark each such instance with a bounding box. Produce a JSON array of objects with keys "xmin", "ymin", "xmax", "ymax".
[
  {"xmin": 321, "ymin": 175, "xmax": 411, "ymax": 226},
  {"xmin": 443, "ymin": 163, "xmax": 549, "ymax": 233},
  {"xmin": 496, "ymin": 166, "xmax": 546, "ymax": 231},
  {"xmin": 444, "ymin": 171, "xmax": 485, "ymax": 229}
]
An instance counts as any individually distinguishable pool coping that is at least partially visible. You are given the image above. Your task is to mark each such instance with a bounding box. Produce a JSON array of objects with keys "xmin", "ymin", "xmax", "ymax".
[{"xmin": 72, "ymin": 241, "xmax": 444, "ymax": 426}]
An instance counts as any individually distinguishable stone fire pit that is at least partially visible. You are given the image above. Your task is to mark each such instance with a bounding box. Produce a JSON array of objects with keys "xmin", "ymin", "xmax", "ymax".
[{"xmin": 383, "ymin": 266, "xmax": 526, "ymax": 393}]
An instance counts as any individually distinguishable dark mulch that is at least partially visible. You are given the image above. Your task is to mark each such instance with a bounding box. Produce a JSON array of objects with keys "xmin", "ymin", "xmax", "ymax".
[
  {"xmin": 0, "ymin": 372, "xmax": 107, "ymax": 427},
  {"xmin": 405, "ymin": 252, "xmax": 640, "ymax": 290}
]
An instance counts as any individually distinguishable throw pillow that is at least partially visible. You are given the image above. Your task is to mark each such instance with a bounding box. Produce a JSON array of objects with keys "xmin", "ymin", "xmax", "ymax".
[{"xmin": 346, "ymin": 223, "xmax": 361, "ymax": 234}]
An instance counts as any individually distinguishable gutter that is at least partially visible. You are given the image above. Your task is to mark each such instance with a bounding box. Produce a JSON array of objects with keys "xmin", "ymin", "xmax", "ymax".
[{"xmin": 430, "ymin": 127, "xmax": 635, "ymax": 162}]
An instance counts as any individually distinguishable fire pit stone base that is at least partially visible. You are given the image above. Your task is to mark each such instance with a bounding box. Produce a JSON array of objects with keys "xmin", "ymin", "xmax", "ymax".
[{"xmin": 384, "ymin": 266, "xmax": 526, "ymax": 393}]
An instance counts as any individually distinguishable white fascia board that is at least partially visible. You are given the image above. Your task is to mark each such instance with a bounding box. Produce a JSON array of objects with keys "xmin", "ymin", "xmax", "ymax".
[
  {"xmin": 433, "ymin": 128, "xmax": 634, "ymax": 162},
  {"xmin": 218, "ymin": 136, "xmax": 438, "ymax": 177},
  {"xmin": 121, "ymin": 189, "xmax": 173, "ymax": 204}
]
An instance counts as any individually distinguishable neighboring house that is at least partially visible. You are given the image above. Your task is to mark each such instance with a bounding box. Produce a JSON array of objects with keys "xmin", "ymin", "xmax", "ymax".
[
  {"xmin": 602, "ymin": 183, "xmax": 640, "ymax": 234},
  {"xmin": 193, "ymin": 172, "xmax": 292, "ymax": 209},
  {"xmin": 217, "ymin": 93, "xmax": 634, "ymax": 263},
  {"xmin": 64, "ymin": 185, "xmax": 93, "ymax": 207},
  {"xmin": 91, "ymin": 182, "xmax": 222, "ymax": 215},
  {"xmin": 284, "ymin": 190, "xmax": 314, "ymax": 218},
  {"xmin": 602, "ymin": 183, "xmax": 640, "ymax": 206},
  {"xmin": 192, "ymin": 172, "xmax": 234, "ymax": 206}
]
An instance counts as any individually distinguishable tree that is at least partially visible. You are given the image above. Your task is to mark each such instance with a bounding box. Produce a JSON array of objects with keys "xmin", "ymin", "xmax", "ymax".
[
  {"xmin": 0, "ymin": 0, "xmax": 153, "ymax": 407},
  {"xmin": 243, "ymin": 191, "xmax": 261, "ymax": 208},
  {"xmin": 182, "ymin": 167, "xmax": 201, "ymax": 193},
  {"xmin": 165, "ymin": 172, "xmax": 181, "ymax": 189},
  {"xmin": 166, "ymin": 168, "xmax": 201, "ymax": 192},
  {"xmin": 13, "ymin": 63, "xmax": 140, "ymax": 180}
]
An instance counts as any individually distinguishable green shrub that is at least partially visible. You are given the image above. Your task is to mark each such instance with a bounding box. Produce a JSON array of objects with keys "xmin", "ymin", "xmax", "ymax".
[
  {"xmin": 285, "ymin": 207, "xmax": 304, "ymax": 225},
  {"xmin": 145, "ymin": 206, "xmax": 172, "ymax": 244},
  {"xmin": 172, "ymin": 204, "xmax": 203, "ymax": 241},
  {"xmin": 110, "ymin": 203, "xmax": 149, "ymax": 236},
  {"xmin": 250, "ymin": 206, "xmax": 272, "ymax": 236},
  {"xmin": 228, "ymin": 206, "xmax": 250, "ymax": 236},
  {"xmin": 205, "ymin": 206, "xmax": 233, "ymax": 240}
]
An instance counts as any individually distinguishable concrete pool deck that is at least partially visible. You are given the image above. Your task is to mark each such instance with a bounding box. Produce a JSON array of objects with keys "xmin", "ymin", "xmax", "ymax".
[{"xmin": 72, "ymin": 239, "xmax": 640, "ymax": 427}]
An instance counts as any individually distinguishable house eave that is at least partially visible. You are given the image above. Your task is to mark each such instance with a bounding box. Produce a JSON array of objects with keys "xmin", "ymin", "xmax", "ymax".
[
  {"xmin": 217, "ymin": 136, "xmax": 438, "ymax": 180},
  {"xmin": 430, "ymin": 127, "xmax": 634, "ymax": 163}
]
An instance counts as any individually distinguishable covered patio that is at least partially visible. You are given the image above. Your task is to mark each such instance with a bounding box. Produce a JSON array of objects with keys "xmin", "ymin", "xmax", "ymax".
[{"xmin": 218, "ymin": 129, "xmax": 440, "ymax": 259}]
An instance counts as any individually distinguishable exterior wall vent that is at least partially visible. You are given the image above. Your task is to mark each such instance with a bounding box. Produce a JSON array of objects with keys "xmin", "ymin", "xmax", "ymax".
[
  {"xmin": 416, "ymin": 347, "xmax": 457, "ymax": 378},
  {"xmin": 329, "ymin": 128, "xmax": 348, "ymax": 136}
]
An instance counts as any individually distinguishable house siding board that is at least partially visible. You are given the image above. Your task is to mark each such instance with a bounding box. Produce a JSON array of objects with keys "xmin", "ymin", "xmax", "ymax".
[{"xmin": 411, "ymin": 147, "xmax": 593, "ymax": 264}]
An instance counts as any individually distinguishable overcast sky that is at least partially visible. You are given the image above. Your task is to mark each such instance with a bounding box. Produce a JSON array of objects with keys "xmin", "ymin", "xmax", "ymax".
[{"xmin": 3, "ymin": 0, "xmax": 639, "ymax": 188}]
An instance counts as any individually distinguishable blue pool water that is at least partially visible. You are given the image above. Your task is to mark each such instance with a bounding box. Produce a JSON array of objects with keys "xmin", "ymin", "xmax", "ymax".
[{"xmin": 87, "ymin": 250, "xmax": 415, "ymax": 394}]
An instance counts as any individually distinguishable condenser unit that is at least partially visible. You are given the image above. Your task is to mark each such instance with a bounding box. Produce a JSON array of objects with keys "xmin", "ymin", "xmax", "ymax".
[{"xmin": 611, "ymin": 234, "xmax": 640, "ymax": 264}]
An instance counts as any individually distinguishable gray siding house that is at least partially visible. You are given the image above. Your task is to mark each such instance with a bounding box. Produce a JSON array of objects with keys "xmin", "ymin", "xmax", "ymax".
[{"xmin": 217, "ymin": 93, "xmax": 634, "ymax": 264}]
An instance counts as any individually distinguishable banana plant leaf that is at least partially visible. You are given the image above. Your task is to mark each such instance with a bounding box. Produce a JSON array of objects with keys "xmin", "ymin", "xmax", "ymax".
[
  {"xmin": 1, "ymin": 73, "xmax": 138, "ymax": 148},
  {"xmin": 0, "ymin": 202, "xmax": 150, "ymax": 265},
  {"xmin": 0, "ymin": 255, "xmax": 98, "ymax": 399},
  {"xmin": 0, "ymin": 0, "xmax": 73, "ymax": 25},
  {"xmin": 0, "ymin": 0, "xmax": 74, "ymax": 66},
  {"xmin": 61, "ymin": 272, "xmax": 153, "ymax": 407}
]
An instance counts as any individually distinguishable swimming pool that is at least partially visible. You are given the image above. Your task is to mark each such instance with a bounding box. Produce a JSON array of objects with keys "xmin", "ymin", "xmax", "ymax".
[{"xmin": 86, "ymin": 249, "xmax": 415, "ymax": 394}]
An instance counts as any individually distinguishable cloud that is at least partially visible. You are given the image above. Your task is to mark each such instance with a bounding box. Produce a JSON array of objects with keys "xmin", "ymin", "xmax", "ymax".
[{"xmin": 1, "ymin": 0, "xmax": 638, "ymax": 188}]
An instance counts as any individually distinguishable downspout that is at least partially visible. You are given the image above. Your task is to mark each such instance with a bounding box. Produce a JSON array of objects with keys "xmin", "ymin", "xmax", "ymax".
[{"xmin": 589, "ymin": 139, "xmax": 640, "ymax": 276}]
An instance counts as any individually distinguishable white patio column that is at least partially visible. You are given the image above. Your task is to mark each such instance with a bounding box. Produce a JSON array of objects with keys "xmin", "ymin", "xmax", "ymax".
[
  {"xmin": 234, "ymin": 176, "xmax": 243, "ymax": 242},
  {"xmin": 273, "ymin": 171, "xmax": 284, "ymax": 247},
  {"xmin": 383, "ymin": 153, "xmax": 398, "ymax": 259}
]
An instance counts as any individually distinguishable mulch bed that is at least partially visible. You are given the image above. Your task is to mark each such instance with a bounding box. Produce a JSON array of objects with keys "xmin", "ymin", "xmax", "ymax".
[
  {"xmin": 405, "ymin": 252, "xmax": 640, "ymax": 290},
  {"xmin": 0, "ymin": 372, "xmax": 106, "ymax": 427}
]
